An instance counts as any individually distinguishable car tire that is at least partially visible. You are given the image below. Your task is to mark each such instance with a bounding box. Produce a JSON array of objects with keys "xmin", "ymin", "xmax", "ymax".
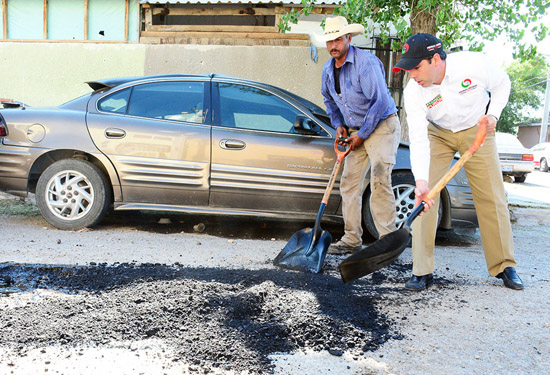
[
  {"xmin": 362, "ymin": 171, "xmax": 442, "ymax": 240},
  {"xmin": 541, "ymin": 158, "xmax": 549, "ymax": 172},
  {"xmin": 514, "ymin": 174, "xmax": 527, "ymax": 183},
  {"xmin": 36, "ymin": 159, "xmax": 112, "ymax": 230}
]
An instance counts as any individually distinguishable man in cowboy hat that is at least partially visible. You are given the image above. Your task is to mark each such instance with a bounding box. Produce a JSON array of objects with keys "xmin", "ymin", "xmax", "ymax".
[{"xmin": 320, "ymin": 16, "xmax": 401, "ymax": 254}]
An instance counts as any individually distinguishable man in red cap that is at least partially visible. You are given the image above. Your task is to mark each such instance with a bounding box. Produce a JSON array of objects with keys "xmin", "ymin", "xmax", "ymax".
[{"xmin": 393, "ymin": 33, "xmax": 523, "ymax": 291}]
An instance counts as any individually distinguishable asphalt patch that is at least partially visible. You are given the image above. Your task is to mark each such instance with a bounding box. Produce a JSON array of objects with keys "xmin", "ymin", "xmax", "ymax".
[{"xmin": 1, "ymin": 261, "xmax": 416, "ymax": 374}]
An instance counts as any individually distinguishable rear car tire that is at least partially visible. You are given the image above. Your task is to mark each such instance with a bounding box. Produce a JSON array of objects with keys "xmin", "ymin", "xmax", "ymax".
[
  {"xmin": 541, "ymin": 158, "xmax": 548, "ymax": 172},
  {"xmin": 362, "ymin": 171, "xmax": 442, "ymax": 240},
  {"xmin": 514, "ymin": 174, "xmax": 527, "ymax": 183},
  {"xmin": 36, "ymin": 159, "xmax": 112, "ymax": 230}
]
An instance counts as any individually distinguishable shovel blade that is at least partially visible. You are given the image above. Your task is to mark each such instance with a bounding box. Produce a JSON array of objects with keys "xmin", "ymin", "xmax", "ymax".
[
  {"xmin": 338, "ymin": 228, "xmax": 410, "ymax": 283},
  {"xmin": 273, "ymin": 227, "xmax": 332, "ymax": 273}
]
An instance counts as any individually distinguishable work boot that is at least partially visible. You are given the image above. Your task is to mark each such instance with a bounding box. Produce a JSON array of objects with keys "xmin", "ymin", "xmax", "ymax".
[{"xmin": 328, "ymin": 240, "xmax": 362, "ymax": 255}]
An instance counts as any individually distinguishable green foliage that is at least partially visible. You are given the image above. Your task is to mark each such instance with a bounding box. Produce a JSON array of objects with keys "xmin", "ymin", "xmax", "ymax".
[
  {"xmin": 278, "ymin": 0, "xmax": 550, "ymax": 58},
  {"xmin": 498, "ymin": 55, "xmax": 549, "ymax": 134}
]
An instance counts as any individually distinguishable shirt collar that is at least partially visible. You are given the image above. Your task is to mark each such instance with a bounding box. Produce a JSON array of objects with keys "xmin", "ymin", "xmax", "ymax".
[{"xmin": 332, "ymin": 45, "xmax": 356, "ymax": 68}]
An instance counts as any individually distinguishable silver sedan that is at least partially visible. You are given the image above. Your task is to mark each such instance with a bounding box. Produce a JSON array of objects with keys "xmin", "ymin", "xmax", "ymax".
[{"xmin": 0, "ymin": 74, "xmax": 478, "ymax": 237}]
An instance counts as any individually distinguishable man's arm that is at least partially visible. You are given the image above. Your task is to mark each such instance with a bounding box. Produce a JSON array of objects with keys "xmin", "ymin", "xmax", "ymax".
[
  {"xmin": 355, "ymin": 58, "xmax": 393, "ymax": 140},
  {"xmin": 483, "ymin": 54, "xmax": 511, "ymax": 123}
]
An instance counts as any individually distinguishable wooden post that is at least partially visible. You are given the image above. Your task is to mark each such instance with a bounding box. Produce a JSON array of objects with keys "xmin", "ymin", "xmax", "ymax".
[
  {"xmin": 84, "ymin": 0, "xmax": 88, "ymax": 40},
  {"xmin": 43, "ymin": 0, "xmax": 48, "ymax": 39},
  {"xmin": 124, "ymin": 0, "xmax": 128, "ymax": 41},
  {"xmin": 2, "ymin": 0, "xmax": 8, "ymax": 39}
]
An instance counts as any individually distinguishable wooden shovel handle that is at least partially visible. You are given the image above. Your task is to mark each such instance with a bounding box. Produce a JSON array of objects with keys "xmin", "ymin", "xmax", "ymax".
[
  {"xmin": 321, "ymin": 140, "xmax": 352, "ymax": 205},
  {"xmin": 426, "ymin": 120, "xmax": 487, "ymax": 200}
]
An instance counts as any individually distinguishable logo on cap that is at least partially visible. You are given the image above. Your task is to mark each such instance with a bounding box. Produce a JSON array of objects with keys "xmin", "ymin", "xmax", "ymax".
[
  {"xmin": 402, "ymin": 43, "xmax": 409, "ymax": 55},
  {"xmin": 426, "ymin": 42, "xmax": 442, "ymax": 52}
]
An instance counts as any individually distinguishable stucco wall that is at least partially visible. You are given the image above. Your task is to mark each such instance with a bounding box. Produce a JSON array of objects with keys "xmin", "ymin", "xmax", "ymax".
[
  {"xmin": 0, "ymin": 42, "xmax": 146, "ymax": 106},
  {"xmin": 143, "ymin": 44, "xmax": 329, "ymax": 107},
  {"xmin": 0, "ymin": 42, "xmax": 330, "ymax": 108}
]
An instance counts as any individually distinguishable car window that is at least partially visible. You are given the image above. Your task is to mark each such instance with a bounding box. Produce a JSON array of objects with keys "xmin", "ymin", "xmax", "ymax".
[
  {"xmin": 99, "ymin": 81, "xmax": 203, "ymax": 123},
  {"xmin": 98, "ymin": 88, "xmax": 131, "ymax": 114},
  {"xmin": 218, "ymin": 83, "xmax": 303, "ymax": 133}
]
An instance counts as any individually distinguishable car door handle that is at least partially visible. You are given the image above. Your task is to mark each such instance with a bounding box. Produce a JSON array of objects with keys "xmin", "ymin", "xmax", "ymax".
[
  {"xmin": 105, "ymin": 128, "xmax": 126, "ymax": 138},
  {"xmin": 219, "ymin": 139, "xmax": 246, "ymax": 150}
]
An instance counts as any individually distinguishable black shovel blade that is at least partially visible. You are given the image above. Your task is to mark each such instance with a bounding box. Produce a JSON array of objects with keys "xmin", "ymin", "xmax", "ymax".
[
  {"xmin": 273, "ymin": 227, "xmax": 332, "ymax": 274},
  {"xmin": 338, "ymin": 227, "xmax": 410, "ymax": 283}
]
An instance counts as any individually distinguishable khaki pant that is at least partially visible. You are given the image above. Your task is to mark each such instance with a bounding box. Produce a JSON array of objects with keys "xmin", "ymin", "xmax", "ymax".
[
  {"xmin": 412, "ymin": 123, "xmax": 516, "ymax": 277},
  {"xmin": 339, "ymin": 115, "xmax": 401, "ymax": 246}
]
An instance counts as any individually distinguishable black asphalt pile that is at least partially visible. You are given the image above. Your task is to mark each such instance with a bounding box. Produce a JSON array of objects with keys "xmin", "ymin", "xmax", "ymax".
[{"xmin": 0, "ymin": 261, "xmax": 419, "ymax": 374}]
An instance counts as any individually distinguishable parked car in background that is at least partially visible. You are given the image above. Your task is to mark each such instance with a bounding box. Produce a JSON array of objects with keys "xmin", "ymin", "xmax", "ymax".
[
  {"xmin": 495, "ymin": 132, "xmax": 534, "ymax": 183},
  {"xmin": 0, "ymin": 74, "xmax": 478, "ymax": 237},
  {"xmin": 530, "ymin": 142, "xmax": 550, "ymax": 172}
]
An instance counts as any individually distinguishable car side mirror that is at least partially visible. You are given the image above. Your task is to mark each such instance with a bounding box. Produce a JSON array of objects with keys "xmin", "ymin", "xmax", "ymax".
[{"xmin": 293, "ymin": 115, "xmax": 320, "ymax": 135}]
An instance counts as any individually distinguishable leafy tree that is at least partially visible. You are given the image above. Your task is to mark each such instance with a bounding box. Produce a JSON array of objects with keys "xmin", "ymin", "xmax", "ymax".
[
  {"xmin": 498, "ymin": 55, "xmax": 549, "ymax": 134},
  {"xmin": 279, "ymin": 0, "xmax": 549, "ymax": 140},
  {"xmin": 278, "ymin": 0, "xmax": 549, "ymax": 58}
]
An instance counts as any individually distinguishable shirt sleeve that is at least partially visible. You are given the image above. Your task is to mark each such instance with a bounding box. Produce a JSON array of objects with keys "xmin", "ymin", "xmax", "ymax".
[
  {"xmin": 404, "ymin": 81, "xmax": 431, "ymax": 182},
  {"xmin": 482, "ymin": 55, "xmax": 511, "ymax": 119},
  {"xmin": 356, "ymin": 59, "xmax": 390, "ymax": 140}
]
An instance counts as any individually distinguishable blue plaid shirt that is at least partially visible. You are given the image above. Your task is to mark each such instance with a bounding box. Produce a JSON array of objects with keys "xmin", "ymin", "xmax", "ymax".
[{"xmin": 321, "ymin": 45, "xmax": 397, "ymax": 140}]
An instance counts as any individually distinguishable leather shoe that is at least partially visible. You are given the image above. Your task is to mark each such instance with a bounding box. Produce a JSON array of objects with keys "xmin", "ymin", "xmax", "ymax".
[
  {"xmin": 496, "ymin": 267, "xmax": 524, "ymax": 290},
  {"xmin": 405, "ymin": 274, "xmax": 433, "ymax": 291},
  {"xmin": 328, "ymin": 240, "xmax": 362, "ymax": 255}
]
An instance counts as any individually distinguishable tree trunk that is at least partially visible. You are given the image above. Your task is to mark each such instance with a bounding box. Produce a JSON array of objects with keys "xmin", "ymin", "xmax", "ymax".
[{"xmin": 398, "ymin": 4, "xmax": 438, "ymax": 142}]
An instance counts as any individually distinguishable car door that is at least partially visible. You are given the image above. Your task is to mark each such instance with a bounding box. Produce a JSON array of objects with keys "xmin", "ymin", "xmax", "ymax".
[
  {"xmin": 86, "ymin": 79, "xmax": 211, "ymax": 206},
  {"xmin": 210, "ymin": 80, "xmax": 339, "ymax": 215}
]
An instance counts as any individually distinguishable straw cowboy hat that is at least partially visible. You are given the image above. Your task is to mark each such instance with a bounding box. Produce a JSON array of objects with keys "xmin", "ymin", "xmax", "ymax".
[{"xmin": 319, "ymin": 16, "xmax": 364, "ymax": 42}]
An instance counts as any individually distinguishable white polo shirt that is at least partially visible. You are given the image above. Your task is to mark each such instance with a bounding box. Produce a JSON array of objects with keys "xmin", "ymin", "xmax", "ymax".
[{"xmin": 404, "ymin": 51, "xmax": 511, "ymax": 182}]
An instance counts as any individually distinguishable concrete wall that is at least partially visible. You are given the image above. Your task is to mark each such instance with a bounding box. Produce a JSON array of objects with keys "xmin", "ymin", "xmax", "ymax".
[
  {"xmin": 0, "ymin": 42, "xmax": 330, "ymax": 108},
  {"xmin": 143, "ymin": 44, "xmax": 329, "ymax": 107},
  {"xmin": 518, "ymin": 125, "xmax": 550, "ymax": 148}
]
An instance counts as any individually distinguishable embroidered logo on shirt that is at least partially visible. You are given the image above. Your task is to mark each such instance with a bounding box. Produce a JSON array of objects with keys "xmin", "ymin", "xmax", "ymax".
[
  {"xmin": 459, "ymin": 78, "xmax": 478, "ymax": 94},
  {"xmin": 426, "ymin": 94, "xmax": 443, "ymax": 109}
]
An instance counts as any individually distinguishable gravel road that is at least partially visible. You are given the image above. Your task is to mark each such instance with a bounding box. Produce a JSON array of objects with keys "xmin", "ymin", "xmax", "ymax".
[{"xmin": 1, "ymin": 172, "xmax": 549, "ymax": 375}]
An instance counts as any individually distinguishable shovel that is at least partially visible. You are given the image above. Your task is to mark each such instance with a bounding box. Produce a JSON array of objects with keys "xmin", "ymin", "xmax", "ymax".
[
  {"xmin": 273, "ymin": 139, "xmax": 352, "ymax": 273},
  {"xmin": 339, "ymin": 120, "xmax": 488, "ymax": 283}
]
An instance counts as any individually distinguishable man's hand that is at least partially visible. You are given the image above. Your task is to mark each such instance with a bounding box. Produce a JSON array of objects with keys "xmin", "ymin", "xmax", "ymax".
[
  {"xmin": 346, "ymin": 134, "xmax": 364, "ymax": 150},
  {"xmin": 336, "ymin": 126, "xmax": 348, "ymax": 144},
  {"xmin": 481, "ymin": 114, "xmax": 497, "ymax": 134},
  {"xmin": 414, "ymin": 179, "xmax": 434, "ymax": 214}
]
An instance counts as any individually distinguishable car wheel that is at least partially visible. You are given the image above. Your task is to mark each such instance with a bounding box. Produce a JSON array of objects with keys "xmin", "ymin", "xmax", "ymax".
[
  {"xmin": 36, "ymin": 159, "xmax": 112, "ymax": 230},
  {"xmin": 514, "ymin": 174, "xmax": 527, "ymax": 183},
  {"xmin": 362, "ymin": 171, "xmax": 442, "ymax": 240},
  {"xmin": 541, "ymin": 158, "xmax": 549, "ymax": 172}
]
